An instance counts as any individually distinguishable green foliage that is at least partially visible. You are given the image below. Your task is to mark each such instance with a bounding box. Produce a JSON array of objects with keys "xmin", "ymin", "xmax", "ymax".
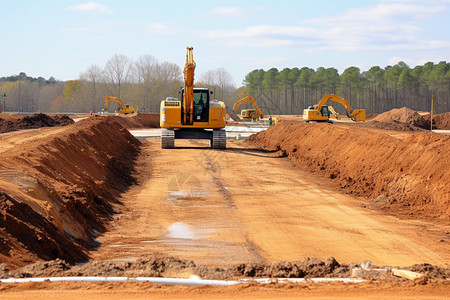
[
  {"xmin": 242, "ymin": 61, "xmax": 450, "ymax": 114},
  {"xmin": 63, "ymin": 80, "xmax": 81, "ymax": 103}
]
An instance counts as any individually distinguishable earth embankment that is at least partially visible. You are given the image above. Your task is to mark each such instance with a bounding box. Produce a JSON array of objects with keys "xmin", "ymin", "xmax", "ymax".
[
  {"xmin": 0, "ymin": 116, "xmax": 140, "ymax": 267},
  {"xmin": 247, "ymin": 121, "xmax": 449, "ymax": 221},
  {"xmin": 0, "ymin": 113, "xmax": 73, "ymax": 133},
  {"xmin": 110, "ymin": 113, "xmax": 160, "ymax": 129}
]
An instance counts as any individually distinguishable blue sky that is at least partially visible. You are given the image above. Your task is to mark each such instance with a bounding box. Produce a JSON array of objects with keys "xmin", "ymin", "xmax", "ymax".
[{"xmin": 1, "ymin": 0, "xmax": 449, "ymax": 86}]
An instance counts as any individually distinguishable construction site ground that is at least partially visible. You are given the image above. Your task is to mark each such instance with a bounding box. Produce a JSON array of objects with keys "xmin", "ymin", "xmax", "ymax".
[{"xmin": 0, "ymin": 111, "xmax": 449, "ymax": 298}]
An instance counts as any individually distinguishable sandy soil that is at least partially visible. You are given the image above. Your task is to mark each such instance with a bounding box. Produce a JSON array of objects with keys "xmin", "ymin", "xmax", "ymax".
[
  {"xmin": 0, "ymin": 111, "xmax": 449, "ymax": 298},
  {"xmin": 91, "ymin": 139, "xmax": 449, "ymax": 268},
  {"xmin": 0, "ymin": 281, "xmax": 448, "ymax": 299}
]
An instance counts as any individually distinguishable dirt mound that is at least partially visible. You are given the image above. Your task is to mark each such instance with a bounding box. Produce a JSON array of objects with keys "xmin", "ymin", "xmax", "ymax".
[
  {"xmin": 0, "ymin": 113, "xmax": 73, "ymax": 133},
  {"xmin": 365, "ymin": 113, "xmax": 379, "ymax": 120},
  {"xmin": 0, "ymin": 256, "xmax": 361, "ymax": 280},
  {"xmin": 367, "ymin": 107, "xmax": 429, "ymax": 131},
  {"xmin": 110, "ymin": 113, "xmax": 160, "ymax": 129},
  {"xmin": 247, "ymin": 121, "xmax": 450, "ymax": 221},
  {"xmin": 2, "ymin": 256, "xmax": 448, "ymax": 281},
  {"xmin": 423, "ymin": 112, "xmax": 450, "ymax": 130},
  {"xmin": 0, "ymin": 116, "xmax": 140, "ymax": 268}
]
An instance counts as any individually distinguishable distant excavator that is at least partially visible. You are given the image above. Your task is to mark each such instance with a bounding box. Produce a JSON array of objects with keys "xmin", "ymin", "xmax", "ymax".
[
  {"xmin": 303, "ymin": 94, "xmax": 365, "ymax": 123},
  {"xmin": 104, "ymin": 96, "xmax": 135, "ymax": 114},
  {"xmin": 232, "ymin": 96, "xmax": 264, "ymax": 120}
]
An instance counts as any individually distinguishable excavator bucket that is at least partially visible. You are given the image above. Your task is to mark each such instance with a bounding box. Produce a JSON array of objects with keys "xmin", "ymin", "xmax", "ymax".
[{"xmin": 350, "ymin": 109, "xmax": 366, "ymax": 122}]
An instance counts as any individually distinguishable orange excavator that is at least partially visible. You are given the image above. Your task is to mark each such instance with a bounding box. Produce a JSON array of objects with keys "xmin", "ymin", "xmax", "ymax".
[
  {"xmin": 159, "ymin": 46, "xmax": 227, "ymax": 149},
  {"xmin": 303, "ymin": 94, "xmax": 365, "ymax": 123},
  {"xmin": 104, "ymin": 96, "xmax": 135, "ymax": 114},
  {"xmin": 232, "ymin": 96, "xmax": 264, "ymax": 120}
]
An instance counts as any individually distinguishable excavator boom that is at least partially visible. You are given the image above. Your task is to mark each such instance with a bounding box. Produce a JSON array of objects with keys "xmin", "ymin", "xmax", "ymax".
[
  {"xmin": 232, "ymin": 96, "xmax": 264, "ymax": 120},
  {"xmin": 303, "ymin": 94, "xmax": 365, "ymax": 122},
  {"xmin": 183, "ymin": 46, "xmax": 195, "ymax": 125},
  {"xmin": 104, "ymin": 96, "xmax": 135, "ymax": 114}
]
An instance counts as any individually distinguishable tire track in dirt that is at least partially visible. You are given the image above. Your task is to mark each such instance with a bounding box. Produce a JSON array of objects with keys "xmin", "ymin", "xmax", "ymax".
[{"xmin": 91, "ymin": 139, "xmax": 265, "ymax": 265}]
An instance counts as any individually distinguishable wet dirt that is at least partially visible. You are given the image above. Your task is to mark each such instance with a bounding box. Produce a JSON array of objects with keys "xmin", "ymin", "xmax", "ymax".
[
  {"xmin": 0, "ymin": 113, "xmax": 73, "ymax": 134},
  {"xmin": 423, "ymin": 112, "xmax": 450, "ymax": 130}
]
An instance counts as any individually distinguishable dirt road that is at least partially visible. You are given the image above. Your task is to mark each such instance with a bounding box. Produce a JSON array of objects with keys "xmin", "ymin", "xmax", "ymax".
[{"xmin": 92, "ymin": 138, "xmax": 449, "ymax": 267}]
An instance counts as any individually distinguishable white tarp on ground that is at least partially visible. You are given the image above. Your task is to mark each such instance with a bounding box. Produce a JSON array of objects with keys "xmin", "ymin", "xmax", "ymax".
[{"xmin": 0, "ymin": 276, "xmax": 365, "ymax": 286}]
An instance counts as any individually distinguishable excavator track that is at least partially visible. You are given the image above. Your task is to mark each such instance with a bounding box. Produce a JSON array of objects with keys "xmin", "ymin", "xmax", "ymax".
[
  {"xmin": 211, "ymin": 129, "xmax": 226, "ymax": 149},
  {"xmin": 161, "ymin": 129, "xmax": 175, "ymax": 149}
]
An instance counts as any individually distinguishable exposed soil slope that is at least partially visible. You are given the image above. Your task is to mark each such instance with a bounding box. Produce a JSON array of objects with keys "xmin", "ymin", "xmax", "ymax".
[
  {"xmin": 0, "ymin": 113, "xmax": 73, "ymax": 133},
  {"xmin": 423, "ymin": 112, "xmax": 450, "ymax": 130},
  {"xmin": 0, "ymin": 116, "xmax": 140, "ymax": 267},
  {"xmin": 363, "ymin": 107, "xmax": 450, "ymax": 130},
  {"xmin": 110, "ymin": 113, "xmax": 160, "ymax": 129},
  {"xmin": 247, "ymin": 121, "xmax": 450, "ymax": 221},
  {"xmin": 366, "ymin": 107, "xmax": 429, "ymax": 131}
]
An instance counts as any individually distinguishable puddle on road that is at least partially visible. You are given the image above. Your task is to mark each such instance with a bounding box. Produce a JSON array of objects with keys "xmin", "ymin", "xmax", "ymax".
[
  {"xmin": 167, "ymin": 222, "xmax": 196, "ymax": 239},
  {"xmin": 165, "ymin": 222, "xmax": 214, "ymax": 240}
]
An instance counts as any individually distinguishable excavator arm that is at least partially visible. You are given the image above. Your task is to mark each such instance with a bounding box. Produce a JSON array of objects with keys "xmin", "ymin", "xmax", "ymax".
[
  {"xmin": 105, "ymin": 96, "xmax": 127, "ymax": 110},
  {"xmin": 315, "ymin": 94, "xmax": 365, "ymax": 121},
  {"xmin": 183, "ymin": 46, "xmax": 195, "ymax": 125},
  {"xmin": 232, "ymin": 96, "xmax": 264, "ymax": 119},
  {"xmin": 104, "ymin": 96, "xmax": 134, "ymax": 114}
]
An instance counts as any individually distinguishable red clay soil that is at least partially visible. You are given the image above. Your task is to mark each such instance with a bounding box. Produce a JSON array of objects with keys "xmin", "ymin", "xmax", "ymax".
[
  {"xmin": 365, "ymin": 107, "xmax": 430, "ymax": 131},
  {"xmin": 247, "ymin": 121, "xmax": 450, "ymax": 221},
  {"xmin": 0, "ymin": 113, "xmax": 73, "ymax": 133},
  {"xmin": 423, "ymin": 112, "xmax": 450, "ymax": 130},
  {"xmin": 2, "ymin": 256, "xmax": 449, "ymax": 281},
  {"xmin": 0, "ymin": 116, "xmax": 140, "ymax": 268},
  {"xmin": 110, "ymin": 113, "xmax": 160, "ymax": 129}
]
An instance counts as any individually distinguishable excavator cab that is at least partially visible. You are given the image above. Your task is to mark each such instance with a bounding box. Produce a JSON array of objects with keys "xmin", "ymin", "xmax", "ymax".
[
  {"xmin": 320, "ymin": 106, "xmax": 330, "ymax": 117},
  {"xmin": 189, "ymin": 89, "xmax": 210, "ymax": 123}
]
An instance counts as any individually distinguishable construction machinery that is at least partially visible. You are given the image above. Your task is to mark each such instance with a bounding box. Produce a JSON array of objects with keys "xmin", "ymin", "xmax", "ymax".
[
  {"xmin": 104, "ymin": 96, "xmax": 135, "ymax": 114},
  {"xmin": 328, "ymin": 106, "xmax": 340, "ymax": 120},
  {"xmin": 159, "ymin": 46, "xmax": 226, "ymax": 149},
  {"xmin": 232, "ymin": 96, "xmax": 264, "ymax": 120},
  {"xmin": 303, "ymin": 94, "xmax": 365, "ymax": 123}
]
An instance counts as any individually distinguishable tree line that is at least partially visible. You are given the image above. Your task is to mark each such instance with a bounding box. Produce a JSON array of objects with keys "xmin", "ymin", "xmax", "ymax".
[
  {"xmin": 1, "ymin": 58, "xmax": 449, "ymax": 115},
  {"xmin": 0, "ymin": 55, "xmax": 236, "ymax": 114},
  {"xmin": 243, "ymin": 61, "xmax": 450, "ymax": 115}
]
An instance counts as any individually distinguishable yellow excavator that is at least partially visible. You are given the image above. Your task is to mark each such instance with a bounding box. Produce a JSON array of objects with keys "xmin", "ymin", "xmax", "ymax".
[
  {"xmin": 159, "ymin": 46, "xmax": 227, "ymax": 149},
  {"xmin": 328, "ymin": 106, "xmax": 340, "ymax": 120},
  {"xmin": 104, "ymin": 96, "xmax": 135, "ymax": 114},
  {"xmin": 303, "ymin": 94, "xmax": 365, "ymax": 123},
  {"xmin": 232, "ymin": 96, "xmax": 264, "ymax": 120}
]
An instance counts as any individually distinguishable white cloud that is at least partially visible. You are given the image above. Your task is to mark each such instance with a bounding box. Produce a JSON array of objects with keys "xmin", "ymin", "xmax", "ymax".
[
  {"xmin": 59, "ymin": 27, "xmax": 92, "ymax": 32},
  {"xmin": 67, "ymin": 2, "xmax": 112, "ymax": 14},
  {"xmin": 203, "ymin": 1, "xmax": 448, "ymax": 54},
  {"xmin": 208, "ymin": 6, "xmax": 243, "ymax": 17},
  {"xmin": 147, "ymin": 22, "xmax": 181, "ymax": 35}
]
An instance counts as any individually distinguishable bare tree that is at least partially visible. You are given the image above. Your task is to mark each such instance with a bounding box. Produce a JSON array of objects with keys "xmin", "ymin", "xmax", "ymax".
[
  {"xmin": 104, "ymin": 54, "xmax": 133, "ymax": 99},
  {"xmin": 199, "ymin": 67, "xmax": 235, "ymax": 102},
  {"xmin": 133, "ymin": 55, "xmax": 158, "ymax": 110},
  {"xmin": 80, "ymin": 64, "xmax": 103, "ymax": 112}
]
